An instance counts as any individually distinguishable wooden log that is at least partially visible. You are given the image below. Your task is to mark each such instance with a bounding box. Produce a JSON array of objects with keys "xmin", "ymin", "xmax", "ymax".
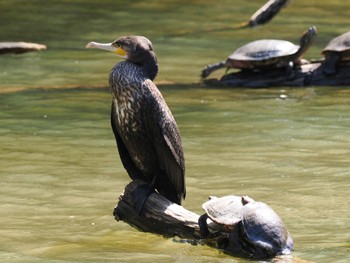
[
  {"xmin": 0, "ymin": 42, "xmax": 47, "ymax": 54},
  {"xmin": 203, "ymin": 62, "xmax": 350, "ymax": 87},
  {"xmin": 113, "ymin": 180, "xmax": 297, "ymax": 261},
  {"xmin": 113, "ymin": 180, "xmax": 202, "ymax": 239},
  {"xmin": 114, "ymin": 180, "xmax": 246, "ymax": 255}
]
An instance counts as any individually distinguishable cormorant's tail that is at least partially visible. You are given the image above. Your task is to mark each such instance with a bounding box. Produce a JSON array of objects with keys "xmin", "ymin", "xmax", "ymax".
[{"xmin": 155, "ymin": 174, "xmax": 184, "ymax": 205}]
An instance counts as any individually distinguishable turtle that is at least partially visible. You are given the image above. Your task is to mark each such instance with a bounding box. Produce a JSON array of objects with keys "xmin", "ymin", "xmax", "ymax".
[
  {"xmin": 198, "ymin": 195, "xmax": 293, "ymax": 259},
  {"xmin": 321, "ymin": 31, "xmax": 350, "ymax": 75},
  {"xmin": 201, "ymin": 26, "xmax": 317, "ymax": 78},
  {"xmin": 198, "ymin": 195, "xmax": 243, "ymax": 237}
]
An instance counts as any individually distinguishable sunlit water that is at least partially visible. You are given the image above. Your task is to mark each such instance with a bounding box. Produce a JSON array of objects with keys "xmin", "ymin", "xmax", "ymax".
[{"xmin": 1, "ymin": 1, "xmax": 349, "ymax": 262}]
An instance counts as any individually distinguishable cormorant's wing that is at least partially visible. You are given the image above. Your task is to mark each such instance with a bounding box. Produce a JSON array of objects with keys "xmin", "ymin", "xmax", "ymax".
[
  {"xmin": 111, "ymin": 101, "xmax": 141, "ymax": 180},
  {"xmin": 144, "ymin": 81, "xmax": 186, "ymax": 203}
]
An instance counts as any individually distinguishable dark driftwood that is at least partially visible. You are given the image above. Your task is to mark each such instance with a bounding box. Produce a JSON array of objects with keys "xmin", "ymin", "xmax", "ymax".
[
  {"xmin": 0, "ymin": 42, "xmax": 47, "ymax": 54},
  {"xmin": 203, "ymin": 62, "xmax": 350, "ymax": 87}
]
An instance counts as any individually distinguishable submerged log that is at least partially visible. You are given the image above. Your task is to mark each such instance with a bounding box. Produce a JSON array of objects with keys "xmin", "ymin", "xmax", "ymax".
[
  {"xmin": 0, "ymin": 42, "xmax": 47, "ymax": 54},
  {"xmin": 202, "ymin": 62, "xmax": 350, "ymax": 87}
]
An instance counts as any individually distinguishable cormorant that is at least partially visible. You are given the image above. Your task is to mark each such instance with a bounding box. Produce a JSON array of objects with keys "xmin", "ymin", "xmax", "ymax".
[{"xmin": 86, "ymin": 36, "xmax": 186, "ymax": 207}]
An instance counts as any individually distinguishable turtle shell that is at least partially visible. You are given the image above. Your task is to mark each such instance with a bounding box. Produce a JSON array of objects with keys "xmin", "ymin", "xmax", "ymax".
[
  {"xmin": 231, "ymin": 40, "xmax": 298, "ymax": 61},
  {"xmin": 241, "ymin": 201, "xmax": 294, "ymax": 256},
  {"xmin": 227, "ymin": 26, "xmax": 317, "ymax": 69},
  {"xmin": 322, "ymin": 31, "xmax": 350, "ymax": 54},
  {"xmin": 227, "ymin": 39, "xmax": 299, "ymax": 69},
  {"xmin": 202, "ymin": 195, "xmax": 243, "ymax": 226}
]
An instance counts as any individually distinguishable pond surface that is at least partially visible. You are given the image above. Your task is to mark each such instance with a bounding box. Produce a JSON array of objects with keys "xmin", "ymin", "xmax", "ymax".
[{"xmin": 0, "ymin": 1, "xmax": 349, "ymax": 262}]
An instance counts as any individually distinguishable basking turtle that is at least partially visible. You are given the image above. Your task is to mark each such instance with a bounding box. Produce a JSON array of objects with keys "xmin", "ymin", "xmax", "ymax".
[
  {"xmin": 321, "ymin": 31, "xmax": 350, "ymax": 75},
  {"xmin": 198, "ymin": 195, "xmax": 243, "ymax": 237},
  {"xmin": 199, "ymin": 195, "xmax": 293, "ymax": 259},
  {"xmin": 201, "ymin": 26, "xmax": 317, "ymax": 78},
  {"xmin": 236, "ymin": 196, "xmax": 294, "ymax": 258}
]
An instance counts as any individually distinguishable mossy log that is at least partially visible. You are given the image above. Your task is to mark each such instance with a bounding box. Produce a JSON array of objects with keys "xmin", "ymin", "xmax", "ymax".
[
  {"xmin": 203, "ymin": 62, "xmax": 350, "ymax": 87},
  {"xmin": 0, "ymin": 42, "xmax": 47, "ymax": 54}
]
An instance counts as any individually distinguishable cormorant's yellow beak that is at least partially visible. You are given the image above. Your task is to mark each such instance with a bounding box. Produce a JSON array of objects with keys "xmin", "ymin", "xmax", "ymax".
[
  {"xmin": 86, "ymin": 41, "xmax": 127, "ymax": 58},
  {"xmin": 115, "ymin": 47, "xmax": 127, "ymax": 57}
]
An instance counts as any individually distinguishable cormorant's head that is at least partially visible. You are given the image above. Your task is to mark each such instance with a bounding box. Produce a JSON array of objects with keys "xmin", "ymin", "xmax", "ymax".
[
  {"xmin": 86, "ymin": 35, "xmax": 156, "ymax": 65},
  {"xmin": 87, "ymin": 35, "xmax": 158, "ymax": 80}
]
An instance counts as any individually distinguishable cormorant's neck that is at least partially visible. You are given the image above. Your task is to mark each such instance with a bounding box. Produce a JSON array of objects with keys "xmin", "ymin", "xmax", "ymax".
[{"xmin": 142, "ymin": 51, "xmax": 158, "ymax": 81}]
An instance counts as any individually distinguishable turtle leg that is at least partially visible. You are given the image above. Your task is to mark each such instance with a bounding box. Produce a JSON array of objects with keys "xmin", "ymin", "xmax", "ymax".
[
  {"xmin": 286, "ymin": 61, "xmax": 295, "ymax": 80},
  {"xmin": 198, "ymin": 214, "xmax": 210, "ymax": 238},
  {"xmin": 201, "ymin": 61, "xmax": 227, "ymax": 78},
  {"xmin": 322, "ymin": 53, "xmax": 340, "ymax": 75},
  {"xmin": 227, "ymin": 222, "xmax": 259, "ymax": 258},
  {"xmin": 226, "ymin": 222, "xmax": 246, "ymax": 255}
]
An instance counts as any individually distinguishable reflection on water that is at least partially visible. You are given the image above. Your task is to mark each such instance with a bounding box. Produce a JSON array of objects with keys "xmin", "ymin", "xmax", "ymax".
[{"xmin": 0, "ymin": 0, "xmax": 350, "ymax": 262}]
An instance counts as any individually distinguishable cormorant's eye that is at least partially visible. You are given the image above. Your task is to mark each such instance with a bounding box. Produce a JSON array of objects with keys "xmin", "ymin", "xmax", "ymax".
[{"xmin": 113, "ymin": 42, "xmax": 121, "ymax": 48}]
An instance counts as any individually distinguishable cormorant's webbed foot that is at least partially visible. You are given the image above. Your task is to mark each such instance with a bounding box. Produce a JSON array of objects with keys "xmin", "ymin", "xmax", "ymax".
[{"xmin": 132, "ymin": 182, "xmax": 154, "ymax": 215}]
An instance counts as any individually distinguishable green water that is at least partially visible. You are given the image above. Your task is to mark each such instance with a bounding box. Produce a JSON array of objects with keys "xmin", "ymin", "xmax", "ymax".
[{"xmin": 1, "ymin": 1, "xmax": 349, "ymax": 262}]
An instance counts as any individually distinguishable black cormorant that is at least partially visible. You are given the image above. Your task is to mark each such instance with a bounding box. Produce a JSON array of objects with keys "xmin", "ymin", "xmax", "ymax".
[{"xmin": 86, "ymin": 36, "xmax": 185, "ymax": 207}]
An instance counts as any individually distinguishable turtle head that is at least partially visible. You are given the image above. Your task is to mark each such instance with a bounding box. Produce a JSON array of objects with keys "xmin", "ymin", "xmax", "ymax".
[{"xmin": 299, "ymin": 26, "xmax": 317, "ymax": 48}]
